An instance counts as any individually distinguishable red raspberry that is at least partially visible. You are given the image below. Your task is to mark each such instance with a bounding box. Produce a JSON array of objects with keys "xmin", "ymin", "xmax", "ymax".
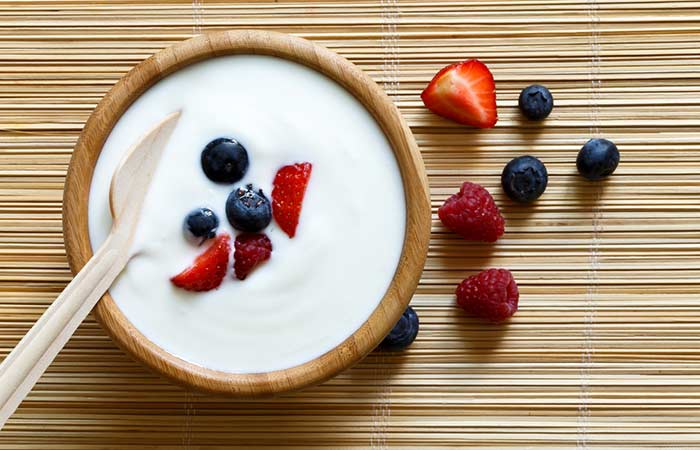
[
  {"xmin": 438, "ymin": 182, "xmax": 505, "ymax": 242},
  {"xmin": 171, "ymin": 234, "xmax": 231, "ymax": 292},
  {"xmin": 234, "ymin": 233, "xmax": 272, "ymax": 280},
  {"xmin": 455, "ymin": 268, "xmax": 519, "ymax": 322}
]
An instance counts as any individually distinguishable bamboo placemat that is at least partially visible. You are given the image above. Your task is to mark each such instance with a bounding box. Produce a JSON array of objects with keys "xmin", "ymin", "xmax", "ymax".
[{"xmin": 1, "ymin": 0, "xmax": 700, "ymax": 448}]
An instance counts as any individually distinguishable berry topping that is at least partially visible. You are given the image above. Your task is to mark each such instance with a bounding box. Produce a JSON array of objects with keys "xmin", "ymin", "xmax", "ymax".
[
  {"xmin": 201, "ymin": 137, "xmax": 249, "ymax": 183},
  {"xmin": 456, "ymin": 268, "xmax": 519, "ymax": 322},
  {"xmin": 577, "ymin": 138, "xmax": 620, "ymax": 181},
  {"xmin": 226, "ymin": 184, "xmax": 272, "ymax": 232},
  {"xmin": 183, "ymin": 207, "xmax": 219, "ymax": 244},
  {"xmin": 233, "ymin": 233, "xmax": 272, "ymax": 280},
  {"xmin": 518, "ymin": 84, "xmax": 554, "ymax": 121},
  {"xmin": 438, "ymin": 182, "xmax": 505, "ymax": 242},
  {"xmin": 380, "ymin": 306, "xmax": 420, "ymax": 351},
  {"xmin": 272, "ymin": 162, "xmax": 313, "ymax": 238},
  {"xmin": 170, "ymin": 233, "xmax": 231, "ymax": 292},
  {"xmin": 420, "ymin": 60, "xmax": 498, "ymax": 128},
  {"xmin": 501, "ymin": 155, "xmax": 548, "ymax": 203}
]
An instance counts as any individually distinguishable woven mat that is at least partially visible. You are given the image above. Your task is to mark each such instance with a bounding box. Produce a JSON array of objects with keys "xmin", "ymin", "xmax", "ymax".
[{"xmin": 1, "ymin": 0, "xmax": 700, "ymax": 448}]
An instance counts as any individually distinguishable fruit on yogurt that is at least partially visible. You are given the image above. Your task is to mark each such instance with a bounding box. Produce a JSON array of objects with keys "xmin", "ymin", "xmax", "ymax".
[
  {"xmin": 272, "ymin": 162, "xmax": 313, "ymax": 238},
  {"xmin": 456, "ymin": 268, "xmax": 519, "ymax": 322},
  {"xmin": 501, "ymin": 155, "xmax": 548, "ymax": 203},
  {"xmin": 226, "ymin": 184, "xmax": 272, "ymax": 232},
  {"xmin": 518, "ymin": 84, "xmax": 554, "ymax": 121},
  {"xmin": 183, "ymin": 207, "xmax": 219, "ymax": 245},
  {"xmin": 92, "ymin": 55, "xmax": 405, "ymax": 373},
  {"xmin": 201, "ymin": 137, "xmax": 249, "ymax": 183},
  {"xmin": 380, "ymin": 306, "xmax": 419, "ymax": 351},
  {"xmin": 171, "ymin": 233, "xmax": 231, "ymax": 291},
  {"xmin": 233, "ymin": 233, "xmax": 272, "ymax": 280},
  {"xmin": 577, "ymin": 138, "xmax": 620, "ymax": 180},
  {"xmin": 421, "ymin": 59, "xmax": 498, "ymax": 128},
  {"xmin": 438, "ymin": 181, "xmax": 505, "ymax": 242}
]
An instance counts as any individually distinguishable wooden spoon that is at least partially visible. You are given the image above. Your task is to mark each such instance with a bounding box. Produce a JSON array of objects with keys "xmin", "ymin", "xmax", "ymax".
[{"xmin": 0, "ymin": 111, "xmax": 181, "ymax": 429}]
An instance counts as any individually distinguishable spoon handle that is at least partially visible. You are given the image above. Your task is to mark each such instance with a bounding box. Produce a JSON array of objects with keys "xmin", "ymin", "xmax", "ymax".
[{"xmin": 0, "ymin": 234, "xmax": 127, "ymax": 429}]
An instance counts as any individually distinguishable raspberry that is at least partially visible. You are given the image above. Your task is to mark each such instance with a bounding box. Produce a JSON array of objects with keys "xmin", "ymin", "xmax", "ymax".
[
  {"xmin": 438, "ymin": 182, "xmax": 505, "ymax": 242},
  {"xmin": 234, "ymin": 233, "xmax": 272, "ymax": 280},
  {"xmin": 171, "ymin": 234, "xmax": 231, "ymax": 292},
  {"xmin": 455, "ymin": 268, "xmax": 518, "ymax": 322}
]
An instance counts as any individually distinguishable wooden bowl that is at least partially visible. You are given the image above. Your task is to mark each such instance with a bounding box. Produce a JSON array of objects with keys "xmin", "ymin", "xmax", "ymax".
[{"xmin": 63, "ymin": 30, "xmax": 430, "ymax": 396}]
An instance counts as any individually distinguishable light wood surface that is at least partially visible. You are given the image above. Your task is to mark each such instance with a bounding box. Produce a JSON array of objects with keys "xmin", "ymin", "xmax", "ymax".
[
  {"xmin": 63, "ymin": 30, "xmax": 432, "ymax": 396},
  {"xmin": 0, "ymin": 110, "xmax": 180, "ymax": 429},
  {"xmin": 1, "ymin": 0, "xmax": 700, "ymax": 448}
]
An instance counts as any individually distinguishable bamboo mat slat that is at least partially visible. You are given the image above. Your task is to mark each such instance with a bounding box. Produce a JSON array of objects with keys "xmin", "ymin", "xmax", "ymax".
[{"xmin": 1, "ymin": 0, "xmax": 700, "ymax": 448}]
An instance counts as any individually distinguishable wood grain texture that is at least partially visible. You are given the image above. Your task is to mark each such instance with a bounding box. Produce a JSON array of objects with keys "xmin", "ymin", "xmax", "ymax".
[
  {"xmin": 62, "ymin": 30, "xmax": 431, "ymax": 396},
  {"xmin": 1, "ymin": 0, "xmax": 700, "ymax": 447}
]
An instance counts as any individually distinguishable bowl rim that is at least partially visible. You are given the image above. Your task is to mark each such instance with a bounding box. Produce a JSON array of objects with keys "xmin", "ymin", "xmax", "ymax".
[{"xmin": 63, "ymin": 30, "xmax": 431, "ymax": 396}]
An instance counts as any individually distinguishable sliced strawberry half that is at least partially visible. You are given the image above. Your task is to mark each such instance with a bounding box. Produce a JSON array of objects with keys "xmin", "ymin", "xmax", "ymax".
[
  {"xmin": 420, "ymin": 59, "xmax": 498, "ymax": 128},
  {"xmin": 272, "ymin": 162, "xmax": 312, "ymax": 238},
  {"xmin": 233, "ymin": 233, "xmax": 272, "ymax": 280},
  {"xmin": 171, "ymin": 233, "xmax": 231, "ymax": 291}
]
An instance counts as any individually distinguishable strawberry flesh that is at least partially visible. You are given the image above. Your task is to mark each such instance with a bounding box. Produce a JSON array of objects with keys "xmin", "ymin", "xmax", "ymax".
[
  {"xmin": 421, "ymin": 59, "xmax": 497, "ymax": 128},
  {"xmin": 234, "ymin": 233, "xmax": 272, "ymax": 280},
  {"xmin": 272, "ymin": 162, "xmax": 312, "ymax": 238},
  {"xmin": 171, "ymin": 233, "xmax": 231, "ymax": 291}
]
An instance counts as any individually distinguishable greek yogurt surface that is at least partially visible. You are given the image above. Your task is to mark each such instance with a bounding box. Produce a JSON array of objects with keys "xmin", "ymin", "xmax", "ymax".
[{"xmin": 88, "ymin": 55, "xmax": 406, "ymax": 374}]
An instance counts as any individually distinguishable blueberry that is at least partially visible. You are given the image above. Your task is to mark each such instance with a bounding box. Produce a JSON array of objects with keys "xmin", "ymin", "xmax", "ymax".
[
  {"xmin": 577, "ymin": 138, "xmax": 620, "ymax": 180},
  {"xmin": 380, "ymin": 306, "xmax": 419, "ymax": 351},
  {"xmin": 226, "ymin": 184, "xmax": 272, "ymax": 232},
  {"xmin": 201, "ymin": 137, "xmax": 249, "ymax": 183},
  {"xmin": 518, "ymin": 84, "xmax": 554, "ymax": 121},
  {"xmin": 183, "ymin": 208, "xmax": 219, "ymax": 244},
  {"xmin": 501, "ymin": 155, "xmax": 548, "ymax": 203}
]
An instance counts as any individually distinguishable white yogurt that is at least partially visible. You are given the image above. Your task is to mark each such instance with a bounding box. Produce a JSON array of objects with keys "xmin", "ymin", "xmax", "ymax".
[{"xmin": 88, "ymin": 55, "xmax": 406, "ymax": 374}]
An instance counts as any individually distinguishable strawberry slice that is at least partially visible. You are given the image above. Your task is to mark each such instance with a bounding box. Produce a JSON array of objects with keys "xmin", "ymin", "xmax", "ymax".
[
  {"xmin": 420, "ymin": 59, "xmax": 498, "ymax": 128},
  {"xmin": 233, "ymin": 233, "xmax": 272, "ymax": 280},
  {"xmin": 171, "ymin": 233, "xmax": 231, "ymax": 291},
  {"xmin": 272, "ymin": 162, "xmax": 312, "ymax": 238}
]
